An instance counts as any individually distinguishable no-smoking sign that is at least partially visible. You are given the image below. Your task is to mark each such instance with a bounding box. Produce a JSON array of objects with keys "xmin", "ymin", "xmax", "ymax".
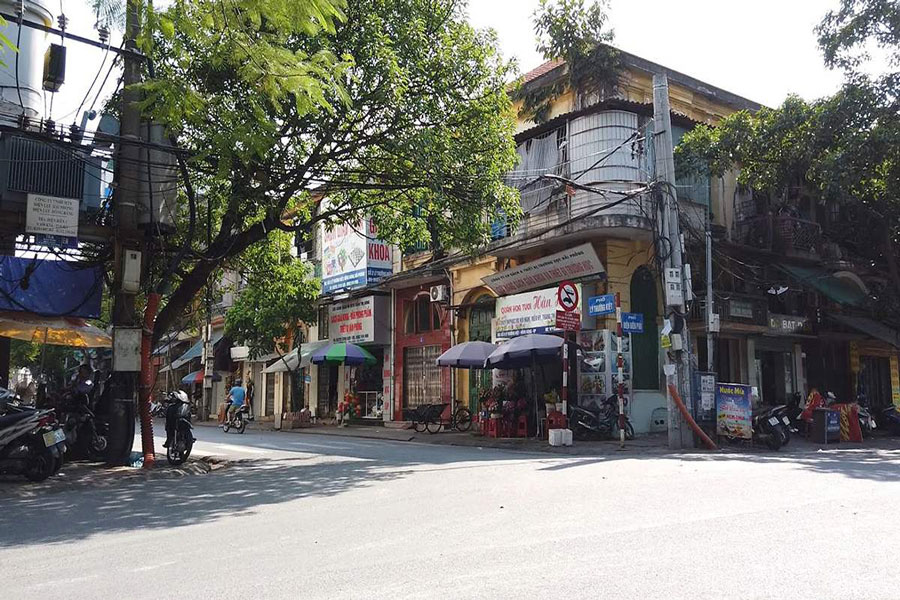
[{"xmin": 557, "ymin": 281, "xmax": 579, "ymax": 312}]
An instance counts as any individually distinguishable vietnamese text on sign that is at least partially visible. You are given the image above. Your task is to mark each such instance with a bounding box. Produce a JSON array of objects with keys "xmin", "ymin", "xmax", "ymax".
[
  {"xmin": 588, "ymin": 294, "xmax": 615, "ymax": 316},
  {"xmin": 26, "ymin": 194, "xmax": 79, "ymax": 241},
  {"xmin": 483, "ymin": 243, "xmax": 604, "ymax": 296}
]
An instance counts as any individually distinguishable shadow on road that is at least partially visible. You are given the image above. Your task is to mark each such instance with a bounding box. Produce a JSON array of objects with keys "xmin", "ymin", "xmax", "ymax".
[{"xmin": 1, "ymin": 431, "xmax": 899, "ymax": 549}]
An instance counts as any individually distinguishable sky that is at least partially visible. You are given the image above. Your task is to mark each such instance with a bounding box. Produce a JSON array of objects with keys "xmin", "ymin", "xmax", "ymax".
[
  {"xmin": 34, "ymin": 0, "xmax": 851, "ymax": 127},
  {"xmin": 468, "ymin": 0, "xmax": 848, "ymax": 108}
]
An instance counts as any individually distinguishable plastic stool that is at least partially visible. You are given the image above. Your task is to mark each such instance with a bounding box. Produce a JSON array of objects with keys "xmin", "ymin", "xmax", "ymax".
[
  {"xmin": 516, "ymin": 414, "xmax": 528, "ymax": 437},
  {"xmin": 547, "ymin": 411, "xmax": 567, "ymax": 430}
]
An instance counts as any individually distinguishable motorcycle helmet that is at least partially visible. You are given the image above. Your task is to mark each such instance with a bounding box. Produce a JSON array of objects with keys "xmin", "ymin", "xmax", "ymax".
[{"xmin": 170, "ymin": 390, "xmax": 189, "ymax": 403}]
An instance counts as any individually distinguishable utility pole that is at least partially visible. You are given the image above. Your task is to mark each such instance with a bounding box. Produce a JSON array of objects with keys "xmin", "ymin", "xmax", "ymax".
[
  {"xmin": 706, "ymin": 195, "xmax": 715, "ymax": 372},
  {"xmin": 652, "ymin": 73, "xmax": 694, "ymax": 450},
  {"xmin": 107, "ymin": 0, "xmax": 146, "ymax": 466}
]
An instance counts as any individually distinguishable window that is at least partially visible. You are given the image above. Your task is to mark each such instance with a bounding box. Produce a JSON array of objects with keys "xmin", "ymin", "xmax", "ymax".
[
  {"xmin": 405, "ymin": 296, "xmax": 441, "ymax": 334},
  {"xmin": 317, "ymin": 306, "xmax": 329, "ymax": 340}
]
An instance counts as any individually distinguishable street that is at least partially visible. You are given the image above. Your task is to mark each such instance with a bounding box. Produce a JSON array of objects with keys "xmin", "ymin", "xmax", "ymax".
[{"xmin": 1, "ymin": 428, "xmax": 899, "ymax": 599}]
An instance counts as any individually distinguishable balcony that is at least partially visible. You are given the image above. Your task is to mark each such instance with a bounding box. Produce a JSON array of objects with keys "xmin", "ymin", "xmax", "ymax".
[
  {"xmin": 689, "ymin": 292, "xmax": 769, "ymax": 330},
  {"xmin": 734, "ymin": 214, "xmax": 822, "ymax": 258}
]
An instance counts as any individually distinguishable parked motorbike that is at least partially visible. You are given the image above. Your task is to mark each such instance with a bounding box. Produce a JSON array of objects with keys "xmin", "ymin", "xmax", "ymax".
[
  {"xmin": 150, "ymin": 397, "xmax": 167, "ymax": 418},
  {"xmin": 568, "ymin": 395, "xmax": 634, "ymax": 441},
  {"xmin": 876, "ymin": 405, "xmax": 900, "ymax": 436},
  {"xmin": 752, "ymin": 406, "xmax": 786, "ymax": 450},
  {"xmin": 58, "ymin": 375, "xmax": 109, "ymax": 461},
  {"xmin": 223, "ymin": 404, "xmax": 249, "ymax": 434},
  {"xmin": 0, "ymin": 389, "xmax": 66, "ymax": 481},
  {"xmin": 164, "ymin": 391, "xmax": 194, "ymax": 466}
]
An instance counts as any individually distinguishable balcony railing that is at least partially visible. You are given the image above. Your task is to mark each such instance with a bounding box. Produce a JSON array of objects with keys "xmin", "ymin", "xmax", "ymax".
[
  {"xmin": 689, "ymin": 293, "xmax": 769, "ymax": 328},
  {"xmin": 735, "ymin": 214, "xmax": 822, "ymax": 256}
]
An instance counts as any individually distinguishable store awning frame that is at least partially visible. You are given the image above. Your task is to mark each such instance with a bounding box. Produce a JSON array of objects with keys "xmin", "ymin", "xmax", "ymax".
[
  {"xmin": 777, "ymin": 264, "xmax": 867, "ymax": 307},
  {"xmin": 170, "ymin": 330, "xmax": 225, "ymax": 370},
  {"xmin": 264, "ymin": 341, "xmax": 331, "ymax": 374},
  {"xmin": 827, "ymin": 314, "xmax": 900, "ymax": 348}
]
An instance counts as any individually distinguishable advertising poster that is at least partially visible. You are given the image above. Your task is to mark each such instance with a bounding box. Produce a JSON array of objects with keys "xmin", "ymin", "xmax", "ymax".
[
  {"xmin": 321, "ymin": 219, "xmax": 392, "ymax": 293},
  {"xmin": 715, "ymin": 383, "xmax": 752, "ymax": 439},
  {"xmin": 495, "ymin": 285, "xmax": 581, "ymax": 338}
]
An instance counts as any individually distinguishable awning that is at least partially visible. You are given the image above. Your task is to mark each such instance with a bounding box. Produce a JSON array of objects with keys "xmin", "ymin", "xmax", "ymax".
[
  {"xmin": 264, "ymin": 340, "xmax": 331, "ymax": 374},
  {"xmin": 828, "ymin": 314, "xmax": 900, "ymax": 348},
  {"xmin": 778, "ymin": 264, "xmax": 867, "ymax": 307},
  {"xmin": 171, "ymin": 330, "xmax": 225, "ymax": 370}
]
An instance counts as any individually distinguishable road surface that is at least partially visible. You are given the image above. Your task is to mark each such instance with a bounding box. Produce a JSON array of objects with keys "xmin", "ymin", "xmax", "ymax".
[{"xmin": 2, "ymin": 425, "xmax": 899, "ymax": 599}]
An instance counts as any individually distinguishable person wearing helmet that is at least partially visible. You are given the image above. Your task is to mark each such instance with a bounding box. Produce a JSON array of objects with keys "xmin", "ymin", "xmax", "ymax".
[
  {"xmin": 225, "ymin": 379, "xmax": 246, "ymax": 425},
  {"xmin": 163, "ymin": 390, "xmax": 190, "ymax": 448}
]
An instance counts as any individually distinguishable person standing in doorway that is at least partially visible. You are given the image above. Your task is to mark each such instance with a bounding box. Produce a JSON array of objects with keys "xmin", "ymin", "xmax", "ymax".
[{"xmin": 246, "ymin": 379, "xmax": 255, "ymax": 421}]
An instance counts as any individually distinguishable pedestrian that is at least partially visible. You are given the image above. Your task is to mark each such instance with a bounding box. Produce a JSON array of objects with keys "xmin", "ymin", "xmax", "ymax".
[{"xmin": 246, "ymin": 379, "xmax": 255, "ymax": 421}]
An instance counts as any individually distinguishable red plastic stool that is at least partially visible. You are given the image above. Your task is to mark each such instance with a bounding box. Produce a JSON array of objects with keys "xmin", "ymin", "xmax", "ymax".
[
  {"xmin": 547, "ymin": 411, "xmax": 567, "ymax": 430},
  {"xmin": 516, "ymin": 414, "xmax": 528, "ymax": 437}
]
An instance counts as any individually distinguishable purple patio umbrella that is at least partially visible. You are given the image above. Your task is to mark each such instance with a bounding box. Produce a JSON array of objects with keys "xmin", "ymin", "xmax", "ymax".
[
  {"xmin": 436, "ymin": 341, "xmax": 496, "ymax": 369},
  {"xmin": 485, "ymin": 333, "xmax": 563, "ymax": 369}
]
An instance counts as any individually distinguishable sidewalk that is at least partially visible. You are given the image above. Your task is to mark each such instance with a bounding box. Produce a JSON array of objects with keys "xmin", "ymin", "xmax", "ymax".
[{"xmin": 194, "ymin": 418, "xmax": 900, "ymax": 456}]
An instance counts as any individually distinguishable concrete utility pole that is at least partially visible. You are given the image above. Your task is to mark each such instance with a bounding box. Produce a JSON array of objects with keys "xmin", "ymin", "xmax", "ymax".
[
  {"xmin": 706, "ymin": 195, "xmax": 715, "ymax": 372},
  {"xmin": 107, "ymin": 0, "xmax": 144, "ymax": 465},
  {"xmin": 652, "ymin": 73, "xmax": 694, "ymax": 450}
]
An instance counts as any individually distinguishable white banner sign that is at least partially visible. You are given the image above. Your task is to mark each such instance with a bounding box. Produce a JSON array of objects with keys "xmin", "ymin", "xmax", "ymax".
[
  {"xmin": 25, "ymin": 193, "xmax": 79, "ymax": 240},
  {"xmin": 494, "ymin": 285, "xmax": 581, "ymax": 338},
  {"xmin": 483, "ymin": 243, "xmax": 604, "ymax": 296},
  {"xmin": 328, "ymin": 295, "xmax": 390, "ymax": 344}
]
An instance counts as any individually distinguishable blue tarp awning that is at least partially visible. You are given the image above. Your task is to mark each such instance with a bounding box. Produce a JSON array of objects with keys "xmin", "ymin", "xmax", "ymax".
[
  {"xmin": 0, "ymin": 256, "xmax": 103, "ymax": 319},
  {"xmin": 171, "ymin": 330, "xmax": 225, "ymax": 369}
]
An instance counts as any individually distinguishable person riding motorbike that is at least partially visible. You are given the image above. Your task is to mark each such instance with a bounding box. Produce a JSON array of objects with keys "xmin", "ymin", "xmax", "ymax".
[{"xmin": 225, "ymin": 380, "xmax": 246, "ymax": 426}]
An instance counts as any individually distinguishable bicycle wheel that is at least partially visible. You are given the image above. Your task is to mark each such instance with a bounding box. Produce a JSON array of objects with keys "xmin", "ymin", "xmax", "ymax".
[
  {"xmin": 454, "ymin": 407, "xmax": 472, "ymax": 432},
  {"xmin": 413, "ymin": 420, "xmax": 427, "ymax": 433},
  {"xmin": 426, "ymin": 418, "xmax": 442, "ymax": 434}
]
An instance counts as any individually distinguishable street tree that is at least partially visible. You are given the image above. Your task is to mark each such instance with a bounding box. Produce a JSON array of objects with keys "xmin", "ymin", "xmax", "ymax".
[
  {"xmin": 676, "ymin": 1, "xmax": 900, "ymax": 318},
  {"xmin": 130, "ymin": 0, "xmax": 520, "ymax": 346},
  {"xmin": 514, "ymin": 0, "xmax": 620, "ymax": 123}
]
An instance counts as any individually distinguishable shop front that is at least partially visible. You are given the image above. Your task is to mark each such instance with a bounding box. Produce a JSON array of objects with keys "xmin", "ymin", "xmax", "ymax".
[
  {"xmin": 393, "ymin": 284, "xmax": 452, "ymax": 420},
  {"xmin": 325, "ymin": 294, "xmax": 391, "ymax": 420}
]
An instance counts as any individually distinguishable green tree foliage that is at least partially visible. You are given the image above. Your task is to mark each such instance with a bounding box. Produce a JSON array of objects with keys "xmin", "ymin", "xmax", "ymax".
[
  {"xmin": 223, "ymin": 232, "xmax": 320, "ymax": 359},
  {"xmin": 9, "ymin": 339, "xmax": 82, "ymax": 386},
  {"xmin": 677, "ymin": 3, "xmax": 900, "ymax": 316},
  {"xmin": 817, "ymin": 0, "xmax": 899, "ymax": 76},
  {"xmin": 134, "ymin": 0, "xmax": 520, "ymax": 345},
  {"xmin": 514, "ymin": 0, "xmax": 620, "ymax": 122}
]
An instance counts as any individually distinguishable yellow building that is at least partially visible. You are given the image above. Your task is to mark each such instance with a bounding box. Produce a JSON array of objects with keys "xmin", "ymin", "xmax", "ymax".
[{"xmin": 448, "ymin": 50, "xmax": 760, "ymax": 432}]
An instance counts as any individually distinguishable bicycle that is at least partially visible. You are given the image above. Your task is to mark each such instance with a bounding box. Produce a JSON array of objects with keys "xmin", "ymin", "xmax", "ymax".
[{"xmin": 423, "ymin": 403, "xmax": 473, "ymax": 434}]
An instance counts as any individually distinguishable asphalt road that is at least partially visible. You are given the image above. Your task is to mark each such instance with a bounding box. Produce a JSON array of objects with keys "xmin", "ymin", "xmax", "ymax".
[{"xmin": 2, "ymin": 425, "xmax": 900, "ymax": 600}]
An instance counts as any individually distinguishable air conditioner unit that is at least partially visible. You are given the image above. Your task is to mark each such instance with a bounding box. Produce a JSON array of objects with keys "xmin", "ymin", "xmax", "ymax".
[{"xmin": 430, "ymin": 285, "xmax": 449, "ymax": 303}]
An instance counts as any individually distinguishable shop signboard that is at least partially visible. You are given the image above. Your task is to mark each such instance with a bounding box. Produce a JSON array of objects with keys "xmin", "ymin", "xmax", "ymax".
[
  {"xmin": 321, "ymin": 219, "xmax": 392, "ymax": 294},
  {"xmin": 555, "ymin": 310, "xmax": 581, "ymax": 331},
  {"xmin": 483, "ymin": 243, "xmax": 604, "ymax": 296},
  {"xmin": 26, "ymin": 193, "xmax": 79, "ymax": 248},
  {"xmin": 495, "ymin": 285, "xmax": 581, "ymax": 338},
  {"xmin": 767, "ymin": 314, "xmax": 810, "ymax": 335},
  {"xmin": 715, "ymin": 383, "xmax": 752, "ymax": 439},
  {"xmin": 622, "ymin": 313, "xmax": 644, "ymax": 334},
  {"xmin": 588, "ymin": 294, "xmax": 615, "ymax": 316},
  {"xmin": 328, "ymin": 295, "xmax": 390, "ymax": 344}
]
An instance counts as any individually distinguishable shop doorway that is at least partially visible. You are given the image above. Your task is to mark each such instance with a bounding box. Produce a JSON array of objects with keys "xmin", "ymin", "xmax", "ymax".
[
  {"xmin": 265, "ymin": 371, "xmax": 275, "ymax": 416},
  {"xmin": 467, "ymin": 299, "xmax": 493, "ymax": 412},
  {"xmin": 757, "ymin": 349, "xmax": 795, "ymax": 405},
  {"xmin": 317, "ymin": 364, "xmax": 338, "ymax": 416},
  {"xmin": 859, "ymin": 356, "xmax": 892, "ymax": 409},
  {"xmin": 403, "ymin": 345, "xmax": 442, "ymax": 408}
]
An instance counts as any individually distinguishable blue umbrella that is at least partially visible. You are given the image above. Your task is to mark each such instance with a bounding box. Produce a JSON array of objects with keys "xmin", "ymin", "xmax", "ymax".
[
  {"xmin": 485, "ymin": 334, "xmax": 563, "ymax": 369},
  {"xmin": 436, "ymin": 341, "xmax": 496, "ymax": 369}
]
